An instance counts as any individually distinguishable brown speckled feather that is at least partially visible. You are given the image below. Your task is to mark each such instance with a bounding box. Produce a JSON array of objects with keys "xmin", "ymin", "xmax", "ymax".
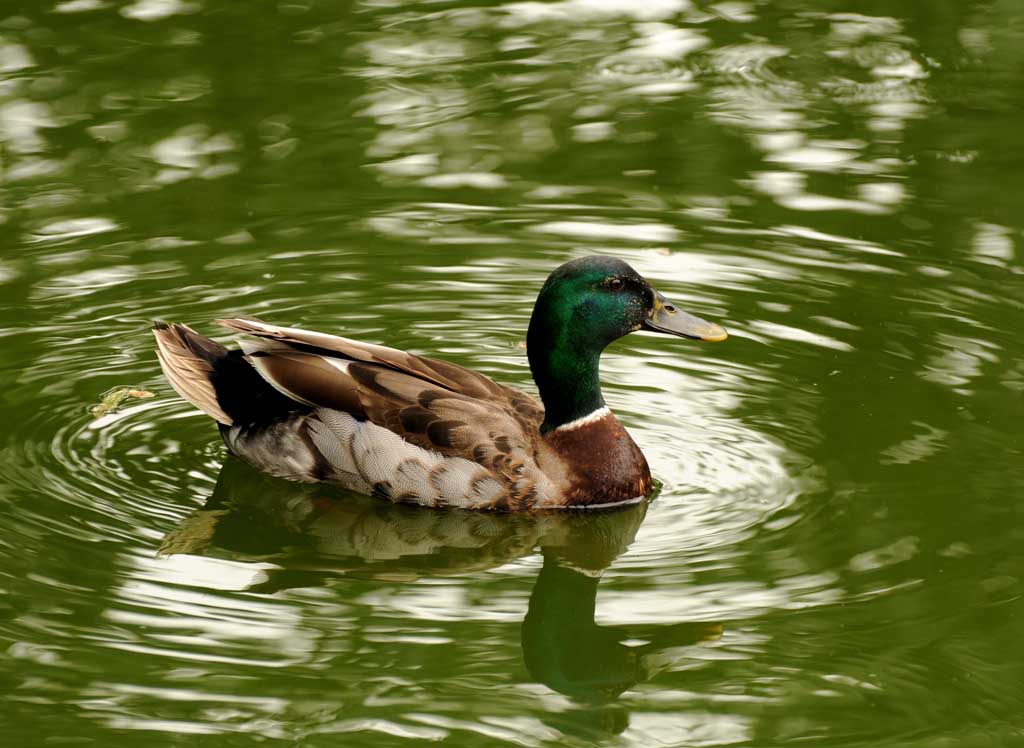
[
  {"xmin": 217, "ymin": 318, "xmax": 557, "ymax": 509},
  {"xmin": 219, "ymin": 318, "xmax": 543, "ymax": 427}
]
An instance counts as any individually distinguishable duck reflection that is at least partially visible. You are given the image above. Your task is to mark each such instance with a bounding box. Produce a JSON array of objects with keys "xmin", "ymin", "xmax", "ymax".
[
  {"xmin": 161, "ymin": 458, "xmax": 721, "ymax": 711},
  {"xmin": 524, "ymin": 555, "xmax": 722, "ymax": 705}
]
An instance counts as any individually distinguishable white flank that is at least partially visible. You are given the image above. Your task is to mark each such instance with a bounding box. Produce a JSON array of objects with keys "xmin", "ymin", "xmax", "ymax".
[{"xmin": 554, "ymin": 406, "xmax": 611, "ymax": 432}]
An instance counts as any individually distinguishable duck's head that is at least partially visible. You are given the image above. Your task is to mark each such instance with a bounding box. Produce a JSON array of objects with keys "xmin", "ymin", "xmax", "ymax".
[
  {"xmin": 529, "ymin": 255, "xmax": 727, "ymax": 349},
  {"xmin": 527, "ymin": 256, "xmax": 727, "ymax": 430}
]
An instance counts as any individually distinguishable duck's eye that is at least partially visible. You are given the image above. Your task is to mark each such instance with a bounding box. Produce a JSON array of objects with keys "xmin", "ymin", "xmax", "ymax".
[{"xmin": 608, "ymin": 278, "xmax": 624, "ymax": 291}]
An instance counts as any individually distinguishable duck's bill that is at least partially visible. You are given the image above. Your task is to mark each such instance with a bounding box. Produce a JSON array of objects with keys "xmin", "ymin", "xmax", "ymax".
[{"xmin": 642, "ymin": 291, "xmax": 728, "ymax": 342}]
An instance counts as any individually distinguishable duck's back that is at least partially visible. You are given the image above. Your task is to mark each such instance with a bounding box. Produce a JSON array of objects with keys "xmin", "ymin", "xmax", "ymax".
[{"xmin": 154, "ymin": 319, "xmax": 557, "ymax": 510}]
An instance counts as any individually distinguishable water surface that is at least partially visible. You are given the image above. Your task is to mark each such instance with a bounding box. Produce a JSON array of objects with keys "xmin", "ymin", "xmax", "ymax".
[{"xmin": 2, "ymin": 1, "xmax": 1024, "ymax": 746}]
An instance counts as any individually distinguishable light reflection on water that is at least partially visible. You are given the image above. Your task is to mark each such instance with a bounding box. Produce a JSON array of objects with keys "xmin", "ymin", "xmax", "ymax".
[{"xmin": 2, "ymin": 0, "xmax": 1024, "ymax": 745}]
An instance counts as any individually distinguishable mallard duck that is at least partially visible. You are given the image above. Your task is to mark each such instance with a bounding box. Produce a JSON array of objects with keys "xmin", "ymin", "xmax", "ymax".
[{"xmin": 153, "ymin": 256, "xmax": 727, "ymax": 511}]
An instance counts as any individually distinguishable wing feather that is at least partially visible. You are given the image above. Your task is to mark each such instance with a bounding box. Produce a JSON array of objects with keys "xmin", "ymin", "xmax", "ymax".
[
  {"xmin": 222, "ymin": 320, "xmax": 550, "ymax": 503},
  {"xmin": 218, "ymin": 317, "xmax": 510, "ymax": 399}
]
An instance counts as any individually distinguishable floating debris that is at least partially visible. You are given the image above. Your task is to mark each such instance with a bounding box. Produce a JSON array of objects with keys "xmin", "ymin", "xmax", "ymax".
[{"xmin": 90, "ymin": 387, "xmax": 154, "ymax": 419}]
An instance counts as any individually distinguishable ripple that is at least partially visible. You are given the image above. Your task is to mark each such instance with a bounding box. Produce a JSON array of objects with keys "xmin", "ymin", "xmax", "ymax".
[
  {"xmin": 502, "ymin": 0, "xmax": 692, "ymax": 25},
  {"xmin": 29, "ymin": 217, "xmax": 119, "ymax": 243},
  {"xmin": 4, "ymin": 0, "xmax": 1024, "ymax": 743},
  {"xmin": 531, "ymin": 219, "xmax": 681, "ymax": 242}
]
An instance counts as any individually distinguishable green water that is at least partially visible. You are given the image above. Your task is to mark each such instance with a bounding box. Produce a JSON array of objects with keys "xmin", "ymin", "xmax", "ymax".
[{"xmin": 2, "ymin": 1, "xmax": 1024, "ymax": 745}]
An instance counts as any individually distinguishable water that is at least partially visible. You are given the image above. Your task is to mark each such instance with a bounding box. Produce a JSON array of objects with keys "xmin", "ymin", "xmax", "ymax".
[{"xmin": 2, "ymin": 1, "xmax": 1024, "ymax": 745}]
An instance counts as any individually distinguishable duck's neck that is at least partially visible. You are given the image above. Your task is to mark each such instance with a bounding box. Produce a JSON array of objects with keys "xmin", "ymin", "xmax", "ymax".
[
  {"xmin": 527, "ymin": 320, "xmax": 653, "ymax": 505},
  {"xmin": 526, "ymin": 329, "xmax": 606, "ymax": 434}
]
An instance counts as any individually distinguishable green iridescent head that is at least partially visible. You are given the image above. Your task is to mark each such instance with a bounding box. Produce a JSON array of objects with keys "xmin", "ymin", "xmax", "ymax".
[{"xmin": 526, "ymin": 256, "xmax": 727, "ymax": 431}]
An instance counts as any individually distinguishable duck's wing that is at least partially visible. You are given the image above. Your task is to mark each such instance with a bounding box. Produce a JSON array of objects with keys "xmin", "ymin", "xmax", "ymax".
[
  {"xmin": 217, "ymin": 318, "xmax": 552, "ymax": 509},
  {"xmin": 218, "ymin": 317, "xmax": 543, "ymax": 427}
]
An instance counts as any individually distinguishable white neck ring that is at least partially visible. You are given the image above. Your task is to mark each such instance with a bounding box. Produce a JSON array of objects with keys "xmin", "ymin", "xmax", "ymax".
[{"xmin": 553, "ymin": 406, "xmax": 611, "ymax": 432}]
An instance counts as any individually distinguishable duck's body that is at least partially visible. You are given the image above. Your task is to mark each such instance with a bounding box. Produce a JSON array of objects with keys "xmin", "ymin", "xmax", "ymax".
[{"xmin": 154, "ymin": 256, "xmax": 726, "ymax": 511}]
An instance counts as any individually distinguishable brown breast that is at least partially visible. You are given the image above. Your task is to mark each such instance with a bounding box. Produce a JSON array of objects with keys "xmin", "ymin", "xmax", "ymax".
[{"xmin": 541, "ymin": 410, "xmax": 653, "ymax": 507}]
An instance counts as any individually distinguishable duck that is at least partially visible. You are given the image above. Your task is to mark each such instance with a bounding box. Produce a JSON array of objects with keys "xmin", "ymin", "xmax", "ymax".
[{"xmin": 153, "ymin": 255, "xmax": 727, "ymax": 511}]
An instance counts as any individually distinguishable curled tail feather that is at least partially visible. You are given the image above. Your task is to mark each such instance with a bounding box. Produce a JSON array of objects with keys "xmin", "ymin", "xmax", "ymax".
[{"xmin": 153, "ymin": 322, "xmax": 234, "ymax": 425}]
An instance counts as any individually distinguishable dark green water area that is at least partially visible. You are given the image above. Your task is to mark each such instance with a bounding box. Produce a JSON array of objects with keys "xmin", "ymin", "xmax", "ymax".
[{"xmin": 2, "ymin": 1, "xmax": 1023, "ymax": 746}]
